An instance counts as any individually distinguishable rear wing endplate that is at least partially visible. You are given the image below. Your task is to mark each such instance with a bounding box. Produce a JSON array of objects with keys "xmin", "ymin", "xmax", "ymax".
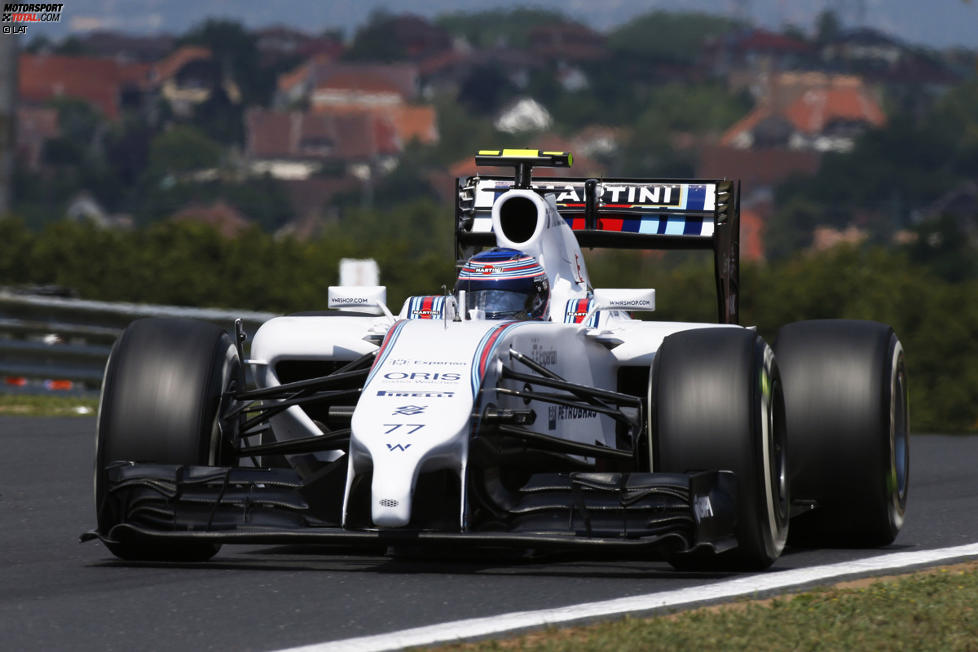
[{"xmin": 455, "ymin": 175, "xmax": 741, "ymax": 324}]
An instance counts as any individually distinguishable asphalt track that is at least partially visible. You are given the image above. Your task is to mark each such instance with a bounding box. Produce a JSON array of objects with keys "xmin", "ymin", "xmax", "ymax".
[{"xmin": 1, "ymin": 416, "xmax": 977, "ymax": 651}]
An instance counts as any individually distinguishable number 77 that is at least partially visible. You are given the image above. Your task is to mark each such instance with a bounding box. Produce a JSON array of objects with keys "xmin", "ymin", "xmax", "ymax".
[{"xmin": 383, "ymin": 424, "xmax": 425, "ymax": 434}]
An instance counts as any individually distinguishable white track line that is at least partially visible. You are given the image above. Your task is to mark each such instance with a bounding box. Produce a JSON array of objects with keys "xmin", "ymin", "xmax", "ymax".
[{"xmin": 277, "ymin": 542, "xmax": 978, "ymax": 652}]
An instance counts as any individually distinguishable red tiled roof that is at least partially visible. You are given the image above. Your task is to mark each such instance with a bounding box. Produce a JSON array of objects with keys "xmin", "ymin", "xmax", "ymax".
[
  {"xmin": 738, "ymin": 29, "xmax": 811, "ymax": 53},
  {"xmin": 720, "ymin": 107, "xmax": 773, "ymax": 146},
  {"xmin": 740, "ymin": 207, "xmax": 765, "ymax": 262},
  {"xmin": 247, "ymin": 105, "xmax": 435, "ymax": 161},
  {"xmin": 698, "ymin": 145, "xmax": 821, "ymax": 190},
  {"xmin": 18, "ymin": 54, "xmax": 149, "ymax": 119},
  {"xmin": 315, "ymin": 70, "xmax": 409, "ymax": 96},
  {"xmin": 783, "ymin": 87, "xmax": 886, "ymax": 134},
  {"xmin": 152, "ymin": 46, "xmax": 211, "ymax": 83},
  {"xmin": 171, "ymin": 200, "xmax": 249, "ymax": 238}
]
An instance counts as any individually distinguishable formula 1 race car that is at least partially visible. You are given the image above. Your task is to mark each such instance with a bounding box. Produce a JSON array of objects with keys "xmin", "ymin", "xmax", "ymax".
[{"xmin": 86, "ymin": 150, "xmax": 909, "ymax": 570}]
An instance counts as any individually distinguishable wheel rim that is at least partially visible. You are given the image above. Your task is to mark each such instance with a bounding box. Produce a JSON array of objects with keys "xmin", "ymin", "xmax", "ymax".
[
  {"xmin": 890, "ymin": 344, "xmax": 909, "ymax": 518},
  {"xmin": 760, "ymin": 344, "xmax": 789, "ymax": 556}
]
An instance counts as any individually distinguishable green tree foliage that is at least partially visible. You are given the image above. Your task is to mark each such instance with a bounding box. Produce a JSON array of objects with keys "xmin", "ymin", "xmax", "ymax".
[
  {"xmin": 4, "ymin": 212, "xmax": 973, "ymax": 431},
  {"xmin": 815, "ymin": 9, "xmax": 842, "ymax": 44},
  {"xmin": 436, "ymin": 8, "xmax": 567, "ymax": 49},
  {"xmin": 606, "ymin": 11, "xmax": 743, "ymax": 65},
  {"xmin": 146, "ymin": 125, "xmax": 223, "ymax": 179},
  {"xmin": 181, "ymin": 19, "xmax": 272, "ymax": 106},
  {"xmin": 768, "ymin": 80, "xmax": 978, "ymax": 261}
]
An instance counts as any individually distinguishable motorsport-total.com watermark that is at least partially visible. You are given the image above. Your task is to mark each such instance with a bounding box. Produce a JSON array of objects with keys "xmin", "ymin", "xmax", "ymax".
[{"xmin": 2, "ymin": 3, "xmax": 64, "ymax": 34}]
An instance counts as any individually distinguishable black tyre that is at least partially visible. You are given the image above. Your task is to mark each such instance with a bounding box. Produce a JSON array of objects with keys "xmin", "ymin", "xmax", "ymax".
[
  {"xmin": 652, "ymin": 328, "xmax": 789, "ymax": 570},
  {"xmin": 95, "ymin": 318, "xmax": 241, "ymax": 561},
  {"xmin": 776, "ymin": 320, "xmax": 908, "ymax": 547}
]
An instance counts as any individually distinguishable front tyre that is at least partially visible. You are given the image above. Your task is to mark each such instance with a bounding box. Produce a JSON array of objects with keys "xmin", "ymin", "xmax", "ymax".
[
  {"xmin": 95, "ymin": 318, "xmax": 240, "ymax": 561},
  {"xmin": 776, "ymin": 320, "xmax": 909, "ymax": 546},
  {"xmin": 652, "ymin": 328, "xmax": 789, "ymax": 570}
]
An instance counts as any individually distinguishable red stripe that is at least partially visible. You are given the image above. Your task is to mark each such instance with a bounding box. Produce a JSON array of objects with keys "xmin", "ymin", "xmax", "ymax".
[
  {"xmin": 421, "ymin": 296, "xmax": 434, "ymax": 319},
  {"xmin": 369, "ymin": 320, "xmax": 404, "ymax": 372},
  {"xmin": 599, "ymin": 218, "xmax": 624, "ymax": 231},
  {"xmin": 570, "ymin": 218, "xmax": 585, "ymax": 230},
  {"xmin": 478, "ymin": 323, "xmax": 510, "ymax": 377},
  {"xmin": 575, "ymin": 298, "xmax": 589, "ymax": 323}
]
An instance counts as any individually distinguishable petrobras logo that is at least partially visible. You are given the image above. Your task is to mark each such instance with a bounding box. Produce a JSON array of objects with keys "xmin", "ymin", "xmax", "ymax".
[
  {"xmin": 548, "ymin": 404, "xmax": 598, "ymax": 429},
  {"xmin": 383, "ymin": 371, "xmax": 461, "ymax": 383},
  {"xmin": 376, "ymin": 390, "xmax": 455, "ymax": 398}
]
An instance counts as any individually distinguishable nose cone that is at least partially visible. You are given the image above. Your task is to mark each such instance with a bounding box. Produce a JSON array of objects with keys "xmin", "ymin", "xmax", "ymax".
[
  {"xmin": 348, "ymin": 320, "xmax": 498, "ymax": 529},
  {"xmin": 372, "ymin": 494, "xmax": 411, "ymax": 528}
]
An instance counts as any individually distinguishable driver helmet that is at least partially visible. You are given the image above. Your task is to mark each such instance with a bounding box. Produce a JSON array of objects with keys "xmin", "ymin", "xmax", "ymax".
[{"xmin": 457, "ymin": 248, "xmax": 550, "ymax": 320}]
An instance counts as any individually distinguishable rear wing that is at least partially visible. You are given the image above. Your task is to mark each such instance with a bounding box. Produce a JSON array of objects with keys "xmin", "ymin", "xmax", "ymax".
[{"xmin": 454, "ymin": 162, "xmax": 741, "ymax": 324}]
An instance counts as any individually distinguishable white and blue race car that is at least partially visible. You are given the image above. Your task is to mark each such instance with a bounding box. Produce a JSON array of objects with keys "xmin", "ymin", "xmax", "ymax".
[{"xmin": 87, "ymin": 150, "xmax": 909, "ymax": 570}]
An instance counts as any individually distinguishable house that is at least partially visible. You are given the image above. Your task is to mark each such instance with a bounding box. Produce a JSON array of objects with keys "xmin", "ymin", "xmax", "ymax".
[
  {"xmin": 698, "ymin": 145, "xmax": 821, "ymax": 192},
  {"xmin": 254, "ymin": 26, "xmax": 343, "ymax": 67},
  {"xmin": 720, "ymin": 73, "xmax": 885, "ymax": 153},
  {"xmin": 15, "ymin": 106, "xmax": 58, "ymax": 171},
  {"xmin": 245, "ymin": 108, "xmax": 401, "ymax": 180},
  {"xmin": 527, "ymin": 22, "xmax": 606, "ymax": 64},
  {"xmin": 349, "ymin": 14, "xmax": 452, "ymax": 61},
  {"xmin": 706, "ymin": 28, "xmax": 815, "ymax": 82},
  {"xmin": 277, "ymin": 60, "xmax": 419, "ymax": 110},
  {"xmin": 820, "ymin": 28, "xmax": 958, "ymax": 89},
  {"xmin": 494, "ymin": 98, "xmax": 552, "ymax": 134},
  {"xmin": 72, "ymin": 31, "xmax": 176, "ymax": 63},
  {"xmin": 150, "ymin": 46, "xmax": 241, "ymax": 118},
  {"xmin": 171, "ymin": 200, "xmax": 250, "ymax": 238},
  {"xmin": 18, "ymin": 53, "xmax": 149, "ymax": 119}
]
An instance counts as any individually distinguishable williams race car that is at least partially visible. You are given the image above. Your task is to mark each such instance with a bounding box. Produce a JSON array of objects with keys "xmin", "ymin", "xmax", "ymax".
[{"xmin": 86, "ymin": 150, "xmax": 909, "ymax": 570}]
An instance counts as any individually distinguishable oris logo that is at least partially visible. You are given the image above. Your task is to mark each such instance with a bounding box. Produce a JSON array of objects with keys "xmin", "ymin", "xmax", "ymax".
[{"xmin": 383, "ymin": 371, "xmax": 461, "ymax": 383}]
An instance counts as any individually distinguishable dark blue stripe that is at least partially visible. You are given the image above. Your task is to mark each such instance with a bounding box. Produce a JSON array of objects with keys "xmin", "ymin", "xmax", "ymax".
[
  {"xmin": 683, "ymin": 217, "xmax": 703, "ymax": 235},
  {"xmin": 687, "ymin": 184, "xmax": 707, "ymax": 210},
  {"xmin": 656, "ymin": 216, "xmax": 668, "ymax": 235},
  {"xmin": 621, "ymin": 219, "xmax": 641, "ymax": 233}
]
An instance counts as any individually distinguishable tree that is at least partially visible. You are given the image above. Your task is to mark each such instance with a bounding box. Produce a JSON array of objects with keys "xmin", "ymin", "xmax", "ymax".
[
  {"xmin": 607, "ymin": 11, "xmax": 743, "ymax": 65},
  {"xmin": 436, "ymin": 8, "xmax": 567, "ymax": 49},
  {"xmin": 815, "ymin": 9, "xmax": 842, "ymax": 44},
  {"xmin": 146, "ymin": 126, "xmax": 222, "ymax": 179}
]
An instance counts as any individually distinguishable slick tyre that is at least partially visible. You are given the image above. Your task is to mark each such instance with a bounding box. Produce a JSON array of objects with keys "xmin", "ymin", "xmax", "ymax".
[
  {"xmin": 95, "ymin": 318, "xmax": 241, "ymax": 561},
  {"xmin": 776, "ymin": 320, "xmax": 908, "ymax": 547},
  {"xmin": 652, "ymin": 328, "xmax": 789, "ymax": 571}
]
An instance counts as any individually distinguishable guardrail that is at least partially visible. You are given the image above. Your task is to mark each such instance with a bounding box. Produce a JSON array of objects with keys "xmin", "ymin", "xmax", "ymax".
[{"xmin": 0, "ymin": 288, "xmax": 279, "ymax": 394}]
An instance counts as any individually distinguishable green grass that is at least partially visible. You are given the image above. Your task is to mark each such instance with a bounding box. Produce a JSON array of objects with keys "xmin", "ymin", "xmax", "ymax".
[
  {"xmin": 0, "ymin": 393, "xmax": 99, "ymax": 417},
  {"xmin": 438, "ymin": 563, "xmax": 978, "ymax": 651}
]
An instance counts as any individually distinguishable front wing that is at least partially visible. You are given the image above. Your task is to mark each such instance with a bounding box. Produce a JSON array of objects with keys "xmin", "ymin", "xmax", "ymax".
[{"xmin": 84, "ymin": 461, "xmax": 738, "ymax": 557}]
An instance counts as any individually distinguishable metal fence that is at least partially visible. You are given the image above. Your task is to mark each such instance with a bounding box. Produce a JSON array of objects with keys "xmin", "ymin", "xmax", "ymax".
[{"xmin": 0, "ymin": 288, "xmax": 278, "ymax": 394}]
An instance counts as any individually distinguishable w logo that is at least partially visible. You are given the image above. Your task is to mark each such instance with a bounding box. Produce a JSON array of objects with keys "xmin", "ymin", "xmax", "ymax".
[{"xmin": 386, "ymin": 443, "xmax": 411, "ymax": 452}]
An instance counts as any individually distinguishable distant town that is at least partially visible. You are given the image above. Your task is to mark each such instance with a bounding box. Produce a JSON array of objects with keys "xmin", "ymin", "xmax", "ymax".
[{"xmin": 3, "ymin": 8, "xmax": 976, "ymax": 261}]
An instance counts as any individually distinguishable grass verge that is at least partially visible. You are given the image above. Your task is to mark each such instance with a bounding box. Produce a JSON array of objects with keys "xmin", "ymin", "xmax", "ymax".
[
  {"xmin": 438, "ymin": 561, "xmax": 978, "ymax": 651},
  {"xmin": 0, "ymin": 393, "xmax": 99, "ymax": 416}
]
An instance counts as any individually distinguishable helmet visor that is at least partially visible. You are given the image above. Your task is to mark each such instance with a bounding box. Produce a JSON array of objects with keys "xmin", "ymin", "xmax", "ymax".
[{"xmin": 465, "ymin": 289, "xmax": 532, "ymax": 319}]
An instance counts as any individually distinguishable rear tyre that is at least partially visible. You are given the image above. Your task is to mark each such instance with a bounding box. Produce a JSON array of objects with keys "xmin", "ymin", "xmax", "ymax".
[
  {"xmin": 776, "ymin": 320, "xmax": 908, "ymax": 547},
  {"xmin": 652, "ymin": 328, "xmax": 789, "ymax": 570},
  {"xmin": 95, "ymin": 318, "xmax": 240, "ymax": 561}
]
